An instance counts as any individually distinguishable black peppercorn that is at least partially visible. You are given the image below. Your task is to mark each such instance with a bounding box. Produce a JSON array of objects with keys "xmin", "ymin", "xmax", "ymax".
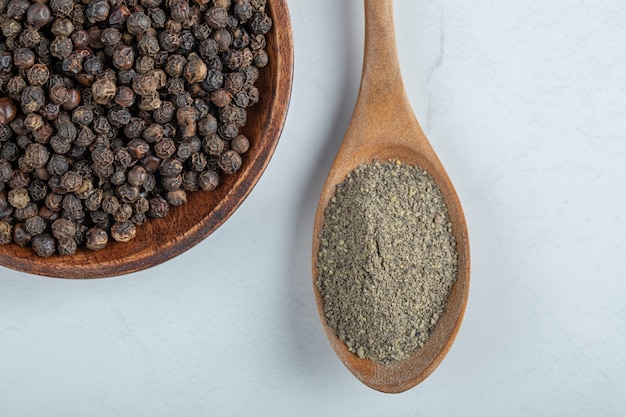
[
  {"xmin": 50, "ymin": 0, "xmax": 74, "ymax": 18},
  {"xmin": 231, "ymin": 134, "xmax": 250, "ymax": 154},
  {"xmin": 249, "ymin": 11, "xmax": 272, "ymax": 35},
  {"xmin": 57, "ymin": 237, "xmax": 77, "ymax": 255},
  {"xmin": 154, "ymin": 137, "xmax": 175, "ymax": 159},
  {"xmin": 61, "ymin": 53, "xmax": 83, "ymax": 75},
  {"xmin": 25, "ymin": 215, "xmax": 46, "ymax": 236},
  {"xmin": 47, "ymin": 154, "xmax": 69, "ymax": 177},
  {"xmin": 109, "ymin": 4, "xmax": 131, "ymax": 27},
  {"xmin": 159, "ymin": 158, "xmax": 183, "ymax": 177},
  {"xmin": 166, "ymin": 189, "xmax": 186, "ymax": 206},
  {"xmin": 26, "ymin": 64, "xmax": 49, "ymax": 87},
  {"xmin": 210, "ymin": 88, "xmax": 231, "ymax": 108},
  {"xmin": 85, "ymin": 227, "xmax": 108, "ymax": 250},
  {"xmin": 107, "ymin": 107, "xmax": 131, "ymax": 127},
  {"xmin": 31, "ymin": 233, "xmax": 55, "ymax": 257},
  {"xmin": 0, "ymin": 220, "xmax": 12, "ymax": 245},
  {"xmin": 7, "ymin": 0, "xmax": 30, "ymax": 19},
  {"xmin": 110, "ymin": 220, "xmax": 136, "ymax": 242},
  {"xmin": 19, "ymin": 28, "xmax": 41, "ymax": 49},
  {"xmin": 72, "ymin": 106, "xmax": 94, "ymax": 126},
  {"xmin": 212, "ymin": 28, "xmax": 232, "ymax": 52},
  {"xmin": 12, "ymin": 223, "xmax": 30, "ymax": 247},
  {"xmin": 112, "ymin": 45, "xmax": 135, "ymax": 71},
  {"xmin": 60, "ymin": 171, "xmax": 83, "ymax": 193},
  {"xmin": 202, "ymin": 134, "xmax": 225, "ymax": 156},
  {"xmin": 13, "ymin": 48, "xmax": 35, "ymax": 70},
  {"xmin": 188, "ymin": 152, "xmax": 206, "ymax": 172},
  {"xmin": 205, "ymin": 7, "xmax": 227, "ymax": 29},
  {"xmin": 127, "ymin": 12, "xmax": 151, "ymax": 36},
  {"xmin": 0, "ymin": 98, "xmax": 18, "ymax": 124},
  {"xmin": 218, "ymin": 149, "xmax": 242, "ymax": 174},
  {"xmin": 183, "ymin": 53, "xmax": 207, "ymax": 83},
  {"xmin": 147, "ymin": 195, "xmax": 168, "ymax": 218},
  {"xmin": 61, "ymin": 89, "xmax": 82, "ymax": 111},
  {"xmin": 86, "ymin": 0, "xmax": 110, "ymax": 23},
  {"xmin": 197, "ymin": 169, "xmax": 219, "ymax": 191},
  {"xmin": 148, "ymin": 7, "xmax": 166, "ymax": 28},
  {"xmin": 8, "ymin": 188, "xmax": 29, "ymax": 209},
  {"xmin": 92, "ymin": 78, "xmax": 117, "ymax": 104},
  {"xmin": 27, "ymin": 3, "xmax": 53, "ymax": 29}
]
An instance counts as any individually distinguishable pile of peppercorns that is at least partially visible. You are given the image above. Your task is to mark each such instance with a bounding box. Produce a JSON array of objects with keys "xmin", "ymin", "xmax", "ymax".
[{"xmin": 0, "ymin": 0, "xmax": 271, "ymax": 257}]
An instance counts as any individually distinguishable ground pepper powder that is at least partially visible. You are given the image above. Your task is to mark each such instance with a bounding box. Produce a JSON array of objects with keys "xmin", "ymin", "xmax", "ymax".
[{"xmin": 317, "ymin": 160, "xmax": 458, "ymax": 365}]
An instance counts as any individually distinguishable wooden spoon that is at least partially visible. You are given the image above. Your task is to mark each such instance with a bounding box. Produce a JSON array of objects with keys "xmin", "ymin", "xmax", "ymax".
[{"xmin": 311, "ymin": 0, "xmax": 470, "ymax": 393}]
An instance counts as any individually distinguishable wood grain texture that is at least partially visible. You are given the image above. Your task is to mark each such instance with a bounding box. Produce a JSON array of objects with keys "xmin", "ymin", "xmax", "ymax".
[
  {"xmin": 0, "ymin": 0, "xmax": 294, "ymax": 279},
  {"xmin": 311, "ymin": 0, "xmax": 470, "ymax": 393}
]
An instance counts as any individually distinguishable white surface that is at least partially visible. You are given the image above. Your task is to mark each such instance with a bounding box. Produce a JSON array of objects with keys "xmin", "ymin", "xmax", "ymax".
[{"xmin": 1, "ymin": 0, "xmax": 626, "ymax": 415}]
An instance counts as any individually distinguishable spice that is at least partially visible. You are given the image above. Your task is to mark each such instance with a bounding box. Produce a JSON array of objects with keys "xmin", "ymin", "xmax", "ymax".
[
  {"xmin": 316, "ymin": 161, "xmax": 458, "ymax": 364},
  {"xmin": 0, "ymin": 0, "xmax": 271, "ymax": 256}
]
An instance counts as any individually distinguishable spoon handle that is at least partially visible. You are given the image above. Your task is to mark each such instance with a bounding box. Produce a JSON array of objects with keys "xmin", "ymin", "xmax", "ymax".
[{"xmin": 361, "ymin": 0, "xmax": 404, "ymax": 105}]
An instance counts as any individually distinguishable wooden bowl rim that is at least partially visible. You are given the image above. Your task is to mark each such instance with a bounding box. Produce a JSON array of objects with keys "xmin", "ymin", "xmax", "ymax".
[{"xmin": 0, "ymin": 0, "xmax": 294, "ymax": 279}]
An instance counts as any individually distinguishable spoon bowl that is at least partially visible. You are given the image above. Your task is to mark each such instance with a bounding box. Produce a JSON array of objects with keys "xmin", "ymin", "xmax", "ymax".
[
  {"xmin": 0, "ymin": 0, "xmax": 294, "ymax": 279},
  {"xmin": 312, "ymin": 0, "xmax": 469, "ymax": 393}
]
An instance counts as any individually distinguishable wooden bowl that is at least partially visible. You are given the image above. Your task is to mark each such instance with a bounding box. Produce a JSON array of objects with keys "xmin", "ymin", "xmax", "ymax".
[{"xmin": 0, "ymin": 1, "xmax": 294, "ymax": 279}]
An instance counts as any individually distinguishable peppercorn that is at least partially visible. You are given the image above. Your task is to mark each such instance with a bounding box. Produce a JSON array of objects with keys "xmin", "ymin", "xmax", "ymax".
[
  {"xmin": 113, "ymin": 147, "xmax": 132, "ymax": 168},
  {"xmin": 154, "ymin": 137, "xmax": 175, "ymax": 159},
  {"xmin": 8, "ymin": 188, "xmax": 29, "ymax": 209},
  {"xmin": 23, "ymin": 143, "xmax": 49, "ymax": 169},
  {"xmin": 158, "ymin": 158, "xmax": 183, "ymax": 177},
  {"xmin": 246, "ymin": 86, "xmax": 259, "ymax": 106},
  {"xmin": 72, "ymin": 106, "xmax": 94, "ymax": 126},
  {"xmin": 231, "ymin": 134, "xmax": 250, "ymax": 154},
  {"xmin": 138, "ymin": 91, "xmax": 161, "ymax": 111},
  {"xmin": 19, "ymin": 28, "xmax": 41, "ymax": 49},
  {"xmin": 183, "ymin": 53, "xmax": 207, "ymax": 83},
  {"xmin": 61, "ymin": 53, "xmax": 83, "ymax": 75},
  {"xmin": 1, "ymin": 19, "xmax": 21, "ymax": 39},
  {"xmin": 0, "ymin": 98, "xmax": 18, "ymax": 124},
  {"xmin": 112, "ymin": 45, "xmax": 134, "ymax": 70},
  {"xmin": 197, "ymin": 169, "xmax": 219, "ymax": 191},
  {"xmin": 249, "ymin": 11, "xmax": 272, "ymax": 35},
  {"xmin": 223, "ymin": 49, "xmax": 243, "ymax": 71},
  {"xmin": 13, "ymin": 48, "xmax": 35, "ymax": 70},
  {"xmin": 210, "ymin": 88, "xmax": 231, "ymax": 108},
  {"xmin": 142, "ymin": 123, "xmax": 164, "ymax": 143},
  {"xmin": 27, "ymin": 3, "xmax": 52, "ymax": 29},
  {"xmin": 107, "ymin": 107, "xmax": 131, "ymax": 127},
  {"xmin": 253, "ymin": 49, "xmax": 268, "ymax": 67},
  {"xmin": 166, "ymin": 189, "xmax": 186, "ymax": 206},
  {"xmin": 61, "ymin": 88, "xmax": 81, "ymax": 111},
  {"xmin": 0, "ymin": 220, "xmax": 11, "ymax": 245},
  {"xmin": 212, "ymin": 28, "xmax": 232, "ymax": 52},
  {"xmin": 75, "ymin": 126, "xmax": 95, "ymax": 147},
  {"xmin": 92, "ymin": 78, "xmax": 117, "ymax": 104},
  {"xmin": 85, "ymin": 0, "xmax": 110, "ymax": 23},
  {"xmin": 127, "ymin": 12, "xmax": 151, "ymax": 36},
  {"xmin": 7, "ymin": 0, "xmax": 29, "ymax": 19},
  {"xmin": 85, "ymin": 227, "xmax": 108, "ymax": 250},
  {"xmin": 14, "ymin": 201, "xmax": 37, "ymax": 221},
  {"xmin": 50, "ymin": 0, "xmax": 74, "ymax": 18},
  {"xmin": 148, "ymin": 7, "xmax": 166, "ymax": 28},
  {"xmin": 56, "ymin": 237, "xmax": 77, "ymax": 255},
  {"xmin": 113, "ymin": 203, "xmax": 132, "ymax": 222},
  {"xmin": 127, "ymin": 138, "xmax": 150, "ymax": 159},
  {"xmin": 205, "ymin": 6, "xmax": 227, "ymax": 29},
  {"xmin": 105, "ymin": 4, "xmax": 127, "ymax": 26},
  {"xmin": 110, "ymin": 220, "xmax": 136, "ymax": 242},
  {"xmin": 13, "ymin": 223, "xmax": 31, "ymax": 247},
  {"xmin": 24, "ymin": 215, "xmax": 46, "ymax": 236},
  {"xmin": 218, "ymin": 149, "xmax": 242, "ymax": 174},
  {"xmin": 117, "ymin": 183, "xmax": 141, "ymax": 203}
]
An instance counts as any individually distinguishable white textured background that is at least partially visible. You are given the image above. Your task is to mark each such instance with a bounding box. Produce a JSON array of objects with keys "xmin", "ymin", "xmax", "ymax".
[{"xmin": 2, "ymin": 0, "xmax": 626, "ymax": 415}]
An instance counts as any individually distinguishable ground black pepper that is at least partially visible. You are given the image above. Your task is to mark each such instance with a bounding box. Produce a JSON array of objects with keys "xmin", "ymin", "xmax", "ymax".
[
  {"xmin": 0, "ymin": 0, "xmax": 271, "ymax": 256},
  {"xmin": 317, "ymin": 161, "xmax": 458, "ymax": 364}
]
